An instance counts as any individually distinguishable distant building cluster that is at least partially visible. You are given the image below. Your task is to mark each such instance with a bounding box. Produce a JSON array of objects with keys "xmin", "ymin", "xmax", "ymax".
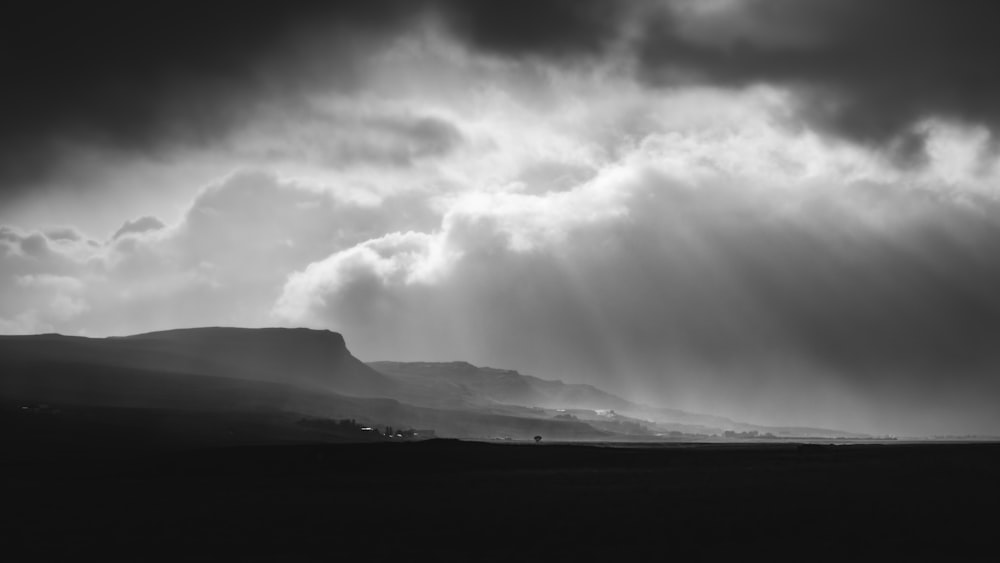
[{"xmin": 297, "ymin": 417, "xmax": 435, "ymax": 440}]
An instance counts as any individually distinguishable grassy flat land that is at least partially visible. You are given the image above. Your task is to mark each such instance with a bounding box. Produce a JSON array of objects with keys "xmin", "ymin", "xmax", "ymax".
[{"xmin": 3, "ymin": 439, "xmax": 997, "ymax": 561}]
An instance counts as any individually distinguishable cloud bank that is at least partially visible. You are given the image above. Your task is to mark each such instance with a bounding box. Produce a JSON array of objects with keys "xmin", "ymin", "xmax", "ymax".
[{"xmin": 6, "ymin": 0, "xmax": 1000, "ymax": 200}]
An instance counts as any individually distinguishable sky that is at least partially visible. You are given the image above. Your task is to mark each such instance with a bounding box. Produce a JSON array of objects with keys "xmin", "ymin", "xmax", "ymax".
[{"xmin": 3, "ymin": 0, "xmax": 1000, "ymax": 436}]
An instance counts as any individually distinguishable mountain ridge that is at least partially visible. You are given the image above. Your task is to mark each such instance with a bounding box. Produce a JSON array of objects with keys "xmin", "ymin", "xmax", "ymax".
[{"xmin": 1, "ymin": 327, "xmax": 866, "ymax": 439}]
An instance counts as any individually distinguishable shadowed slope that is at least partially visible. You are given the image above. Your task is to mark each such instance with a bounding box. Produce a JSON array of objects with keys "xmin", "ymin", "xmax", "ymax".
[
  {"xmin": 0, "ymin": 328, "xmax": 613, "ymax": 443},
  {"xmin": 0, "ymin": 327, "xmax": 395, "ymax": 399}
]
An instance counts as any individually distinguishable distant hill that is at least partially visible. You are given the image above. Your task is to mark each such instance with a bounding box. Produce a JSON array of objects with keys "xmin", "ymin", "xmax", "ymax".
[
  {"xmin": 368, "ymin": 360, "xmax": 868, "ymax": 439},
  {"xmin": 368, "ymin": 360, "xmax": 634, "ymax": 411}
]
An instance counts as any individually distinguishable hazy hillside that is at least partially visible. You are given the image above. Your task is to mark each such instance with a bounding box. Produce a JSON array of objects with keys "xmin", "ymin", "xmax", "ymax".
[
  {"xmin": 369, "ymin": 360, "xmax": 634, "ymax": 411},
  {"xmin": 369, "ymin": 360, "xmax": 868, "ymax": 438}
]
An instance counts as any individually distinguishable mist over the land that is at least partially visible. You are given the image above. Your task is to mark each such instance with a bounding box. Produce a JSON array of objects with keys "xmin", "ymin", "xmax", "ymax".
[{"xmin": 3, "ymin": 1, "xmax": 1000, "ymax": 437}]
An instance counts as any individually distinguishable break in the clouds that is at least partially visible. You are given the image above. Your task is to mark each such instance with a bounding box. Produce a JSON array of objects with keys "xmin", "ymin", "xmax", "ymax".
[{"xmin": 3, "ymin": 1, "xmax": 1000, "ymax": 436}]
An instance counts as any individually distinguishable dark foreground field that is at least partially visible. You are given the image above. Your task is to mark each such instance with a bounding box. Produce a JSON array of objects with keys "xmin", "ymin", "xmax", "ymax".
[{"xmin": 3, "ymin": 439, "xmax": 998, "ymax": 561}]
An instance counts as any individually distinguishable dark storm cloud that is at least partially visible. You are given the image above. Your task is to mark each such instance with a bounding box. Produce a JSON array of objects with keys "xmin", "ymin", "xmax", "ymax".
[
  {"xmin": 0, "ymin": 0, "xmax": 632, "ymax": 199},
  {"xmin": 5, "ymin": 0, "xmax": 1000, "ymax": 196},
  {"xmin": 638, "ymin": 0, "xmax": 1000, "ymax": 160},
  {"xmin": 0, "ymin": 1, "xmax": 417, "ymax": 193},
  {"xmin": 435, "ymin": 0, "xmax": 624, "ymax": 56}
]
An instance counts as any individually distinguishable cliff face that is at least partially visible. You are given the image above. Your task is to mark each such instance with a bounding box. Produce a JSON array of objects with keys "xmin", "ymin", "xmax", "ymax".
[
  {"xmin": 121, "ymin": 327, "xmax": 394, "ymax": 397},
  {"xmin": 0, "ymin": 327, "xmax": 395, "ymax": 401}
]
